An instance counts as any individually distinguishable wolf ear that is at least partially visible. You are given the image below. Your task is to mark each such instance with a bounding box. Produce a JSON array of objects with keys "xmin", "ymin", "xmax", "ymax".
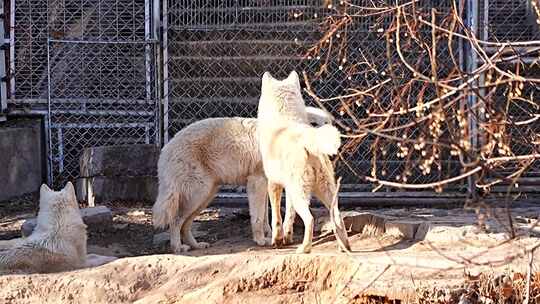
[
  {"xmin": 40, "ymin": 183, "xmax": 52, "ymax": 195},
  {"xmin": 261, "ymin": 71, "xmax": 275, "ymax": 91},
  {"xmin": 286, "ymin": 71, "xmax": 301, "ymax": 88},
  {"xmin": 63, "ymin": 181, "xmax": 75, "ymax": 195}
]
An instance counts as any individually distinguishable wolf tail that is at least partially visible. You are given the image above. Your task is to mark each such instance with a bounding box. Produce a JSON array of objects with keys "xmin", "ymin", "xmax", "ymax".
[
  {"xmin": 152, "ymin": 190, "xmax": 179, "ymax": 229},
  {"xmin": 299, "ymin": 124, "xmax": 342, "ymax": 156},
  {"xmin": 305, "ymin": 106, "xmax": 332, "ymax": 126}
]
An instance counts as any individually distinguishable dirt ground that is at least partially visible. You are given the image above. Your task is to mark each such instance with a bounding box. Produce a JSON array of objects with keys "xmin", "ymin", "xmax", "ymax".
[{"xmin": 1, "ymin": 197, "xmax": 540, "ymax": 303}]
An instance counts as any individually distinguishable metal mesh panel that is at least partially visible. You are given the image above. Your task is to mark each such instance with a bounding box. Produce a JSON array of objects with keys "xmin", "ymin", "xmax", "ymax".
[
  {"xmin": 488, "ymin": 63, "xmax": 540, "ymax": 179},
  {"xmin": 164, "ymin": 0, "xmax": 324, "ymax": 136},
  {"xmin": 163, "ymin": 1, "xmax": 465, "ymax": 188},
  {"xmin": 7, "ymin": 0, "xmax": 160, "ymax": 186},
  {"xmin": 12, "ymin": 0, "xmax": 49, "ymax": 104},
  {"xmin": 481, "ymin": 0, "xmax": 540, "ymax": 42},
  {"xmin": 8, "ymin": 0, "xmax": 540, "ymax": 192},
  {"xmin": 48, "ymin": 41, "xmax": 158, "ymax": 186}
]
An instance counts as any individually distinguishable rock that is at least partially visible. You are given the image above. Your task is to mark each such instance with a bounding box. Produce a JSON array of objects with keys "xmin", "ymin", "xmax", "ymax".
[
  {"xmin": 362, "ymin": 214, "xmax": 387, "ymax": 236},
  {"xmin": 21, "ymin": 218, "xmax": 37, "ymax": 237},
  {"xmin": 82, "ymin": 206, "xmax": 113, "ymax": 227},
  {"xmin": 385, "ymin": 221, "xmax": 421, "ymax": 239},
  {"xmin": 316, "ymin": 211, "xmax": 387, "ymax": 236},
  {"xmin": 113, "ymin": 223, "xmax": 129, "ymax": 230},
  {"xmin": 21, "ymin": 206, "xmax": 113, "ymax": 237},
  {"xmin": 78, "ymin": 176, "xmax": 158, "ymax": 204},
  {"xmin": 414, "ymin": 222, "xmax": 432, "ymax": 240},
  {"xmin": 153, "ymin": 232, "xmax": 171, "ymax": 247},
  {"xmin": 79, "ymin": 144, "xmax": 159, "ymax": 178}
]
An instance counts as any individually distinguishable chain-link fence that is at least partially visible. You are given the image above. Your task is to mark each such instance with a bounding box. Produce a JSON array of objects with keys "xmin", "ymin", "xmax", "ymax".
[
  {"xmin": 162, "ymin": 0, "xmax": 463, "ymax": 188},
  {"xmin": 6, "ymin": 0, "xmax": 540, "ymax": 192},
  {"xmin": 10, "ymin": 0, "xmax": 159, "ymax": 187},
  {"xmin": 479, "ymin": 0, "xmax": 540, "ymax": 182}
]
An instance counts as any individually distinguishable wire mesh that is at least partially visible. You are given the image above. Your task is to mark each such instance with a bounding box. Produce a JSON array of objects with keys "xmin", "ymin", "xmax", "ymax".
[
  {"xmin": 48, "ymin": 40, "xmax": 158, "ymax": 186},
  {"xmin": 7, "ymin": 0, "xmax": 159, "ymax": 187},
  {"xmin": 6, "ymin": 0, "xmax": 540, "ymax": 190},
  {"xmin": 163, "ymin": 0, "xmax": 465, "ymax": 188}
]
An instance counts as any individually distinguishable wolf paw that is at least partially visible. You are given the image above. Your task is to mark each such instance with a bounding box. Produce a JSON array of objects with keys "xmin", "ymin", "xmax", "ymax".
[
  {"xmin": 295, "ymin": 244, "xmax": 312, "ymax": 254},
  {"xmin": 283, "ymin": 233, "xmax": 294, "ymax": 245},
  {"xmin": 255, "ymin": 237, "xmax": 272, "ymax": 247},
  {"xmin": 172, "ymin": 244, "xmax": 191, "ymax": 253},
  {"xmin": 264, "ymin": 225, "xmax": 272, "ymax": 237},
  {"xmin": 272, "ymin": 235, "xmax": 284, "ymax": 247}
]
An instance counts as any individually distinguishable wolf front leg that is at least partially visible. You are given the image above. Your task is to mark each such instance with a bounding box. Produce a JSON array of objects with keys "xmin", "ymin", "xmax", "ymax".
[
  {"xmin": 267, "ymin": 182, "xmax": 284, "ymax": 247},
  {"xmin": 247, "ymin": 174, "xmax": 271, "ymax": 246}
]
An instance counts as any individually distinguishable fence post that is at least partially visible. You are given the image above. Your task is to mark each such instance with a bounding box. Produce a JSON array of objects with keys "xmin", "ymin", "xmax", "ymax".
[
  {"xmin": 162, "ymin": 0, "xmax": 169, "ymax": 144},
  {"xmin": 0, "ymin": 0, "xmax": 7, "ymax": 122},
  {"xmin": 465, "ymin": 0, "xmax": 480, "ymax": 199}
]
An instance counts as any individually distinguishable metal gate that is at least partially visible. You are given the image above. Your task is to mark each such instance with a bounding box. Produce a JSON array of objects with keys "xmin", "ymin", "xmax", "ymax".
[{"xmin": 44, "ymin": 0, "xmax": 160, "ymax": 186}]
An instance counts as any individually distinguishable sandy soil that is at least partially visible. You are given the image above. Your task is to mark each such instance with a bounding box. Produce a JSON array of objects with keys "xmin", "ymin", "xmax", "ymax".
[{"xmin": 1, "ymin": 199, "xmax": 540, "ymax": 303}]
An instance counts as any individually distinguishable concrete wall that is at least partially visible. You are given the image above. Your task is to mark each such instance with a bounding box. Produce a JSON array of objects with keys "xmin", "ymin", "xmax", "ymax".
[{"xmin": 0, "ymin": 119, "xmax": 43, "ymax": 201}]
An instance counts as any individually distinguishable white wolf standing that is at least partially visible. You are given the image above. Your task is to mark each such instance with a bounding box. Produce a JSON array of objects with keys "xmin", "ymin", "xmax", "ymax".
[
  {"xmin": 0, "ymin": 182, "xmax": 116, "ymax": 273},
  {"xmin": 152, "ymin": 109, "xmax": 332, "ymax": 253},
  {"xmin": 257, "ymin": 71, "xmax": 351, "ymax": 254}
]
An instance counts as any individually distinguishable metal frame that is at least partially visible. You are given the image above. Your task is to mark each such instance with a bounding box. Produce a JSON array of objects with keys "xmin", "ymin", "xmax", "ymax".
[
  {"xmin": 5, "ymin": 0, "xmax": 540, "ymax": 196},
  {"xmin": 465, "ymin": 0, "xmax": 480, "ymax": 197},
  {"xmin": 162, "ymin": 0, "xmax": 169, "ymax": 143},
  {"xmin": 0, "ymin": 0, "xmax": 6, "ymax": 121},
  {"xmin": 43, "ymin": 0, "xmax": 161, "ymax": 187}
]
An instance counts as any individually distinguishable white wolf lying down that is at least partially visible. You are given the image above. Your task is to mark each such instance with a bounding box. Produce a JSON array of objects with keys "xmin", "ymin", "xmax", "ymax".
[
  {"xmin": 257, "ymin": 71, "xmax": 351, "ymax": 254},
  {"xmin": 0, "ymin": 182, "xmax": 116, "ymax": 273},
  {"xmin": 152, "ymin": 108, "xmax": 332, "ymax": 253}
]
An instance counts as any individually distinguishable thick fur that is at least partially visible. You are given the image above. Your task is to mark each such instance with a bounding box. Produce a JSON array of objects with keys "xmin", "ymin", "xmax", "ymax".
[
  {"xmin": 0, "ymin": 183, "xmax": 116, "ymax": 273},
  {"xmin": 257, "ymin": 71, "xmax": 351, "ymax": 254},
  {"xmin": 152, "ymin": 109, "xmax": 332, "ymax": 254}
]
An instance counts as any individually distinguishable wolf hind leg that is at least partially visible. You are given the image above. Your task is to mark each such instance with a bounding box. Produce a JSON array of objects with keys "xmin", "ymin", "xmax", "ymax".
[
  {"xmin": 287, "ymin": 187, "xmax": 313, "ymax": 254},
  {"xmin": 180, "ymin": 181, "xmax": 218, "ymax": 250},
  {"xmin": 247, "ymin": 174, "xmax": 271, "ymax": 246},
  {"xmin": 170, "ymin": 216, "xmax": 190, "ymax": 253},
  {"xmin": 268, "ymin": 182, "xmax": 284, "ymax": 247},
  {"xmin": 283, "ymin": 190, "xmax": 296, "ymax": 245}
]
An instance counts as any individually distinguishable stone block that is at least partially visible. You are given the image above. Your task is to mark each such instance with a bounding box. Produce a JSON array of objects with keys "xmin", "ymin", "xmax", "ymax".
[
  {"xmin": 79, "ymin": 176, "xmax": 158, "ymax": 204},
  {"xmin": 385, "ymin": 221, "xmax": 421, "ymax": 239},
  {"xmin": 362, "ymin": 214, "xmax": 387, "ymax": 236},
  {"xmin": 80, "ymin": 144, "xmax": 159, "ymax": 178},
  {"xmin": 0, "ymin": 120, "xmax": 43, "ymax": 202},
  {"xmin": 316, "ymin": 211, "xmax": 384, "ymax": 235},
  {"xmin": 22, "ymin": 206, "xmax": 113, "ymax": 237},
  {"xmin": 342, "ymin": 211, "xmax": 375, "ymax": 233},
  {"xmin": 414, "ymin": 222, "xmax": 432, "ymax": 240}
]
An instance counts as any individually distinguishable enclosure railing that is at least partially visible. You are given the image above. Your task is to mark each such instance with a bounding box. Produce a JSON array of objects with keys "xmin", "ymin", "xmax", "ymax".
[{"xmin": 4, "ymin": 0, "xmax": 540, "ymax": 198}]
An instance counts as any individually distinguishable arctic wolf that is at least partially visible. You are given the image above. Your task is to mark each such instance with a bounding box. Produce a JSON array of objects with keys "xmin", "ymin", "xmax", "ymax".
[
  {"xmin": 257, "ymin": 71, "xmax": 351, "ymax": 254},
  {"xmin": 0, "ymin": 182, "xmax": 116, "ymax": 273},
  {"xmin": 152, "ymin": 109, "xmax": 332, "ymax": 253}
]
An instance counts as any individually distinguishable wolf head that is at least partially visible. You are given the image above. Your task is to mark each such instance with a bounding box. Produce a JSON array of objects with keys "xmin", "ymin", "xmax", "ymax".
[
  {"xmin": 39, "ymin": 182, "xmax": 78, "ymax": 211},
  {"xmin": 258, "ymin": 71, "xmax": 308, "ymax": 123},
  {"xmin": 36, "ymin": 182, "xmax": 85, "ymax": 231}
]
